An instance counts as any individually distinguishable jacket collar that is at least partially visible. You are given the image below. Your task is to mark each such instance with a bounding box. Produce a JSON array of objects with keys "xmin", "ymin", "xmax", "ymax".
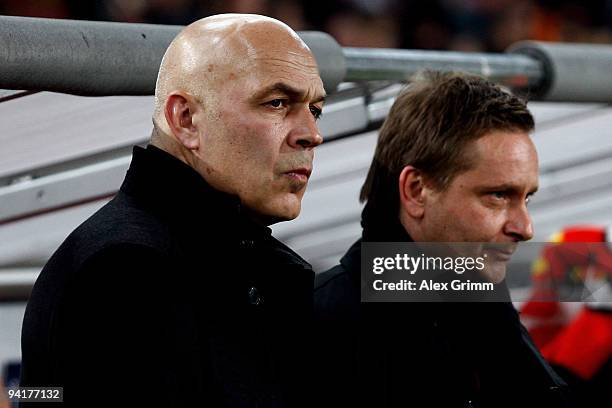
[
  {"xmin": 120, "ymin": 145, "xmax": 271, "ymax": 238},
  {"xmin": 360, "ymin": 195, "xmax": 411, "ymax": 243},
  {"xmin": 336, "ymin": 201, "xmax": 413, "ymax": 285}
]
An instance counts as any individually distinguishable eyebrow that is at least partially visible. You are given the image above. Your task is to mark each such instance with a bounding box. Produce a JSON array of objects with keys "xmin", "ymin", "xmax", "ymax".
[
  {"xmin": 480, "ymin": 183, "xmax": 539, "ymax": 194},
  {"xmin": 251, "ymin": 82, "xmax": 326, "ymax": 104}
]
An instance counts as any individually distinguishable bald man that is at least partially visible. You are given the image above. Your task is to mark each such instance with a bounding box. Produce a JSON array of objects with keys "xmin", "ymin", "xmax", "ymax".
[{"xmin": 21, "ymin": 14, "xmax": 325, "ymax": 407}]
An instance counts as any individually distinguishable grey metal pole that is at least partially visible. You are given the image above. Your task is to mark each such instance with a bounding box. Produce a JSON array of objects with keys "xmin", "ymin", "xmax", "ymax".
[
  {"xmin": 508, "ymin": 41, "xmax": 612, "ymax": 102},
  {"xmin": 0, "ymin": 15, "xmax": 181, "ymax": 96},
  {"xmin": 343, "ymin": 47, "xmax": 544, "ymax": 89},
  {"xmin": 2, "ymin": 15, "xmax": 612, "ymax": 101},
  {"xmin": 0, "ymin": 15, "xmax": 344, "ymax": 95}
]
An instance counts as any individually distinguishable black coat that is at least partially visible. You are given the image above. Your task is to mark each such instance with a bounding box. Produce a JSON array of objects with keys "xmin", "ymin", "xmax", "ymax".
[
  {"xmin": 21, "ymin": 145, "xmax": 314, "ymax": 407},
  {"xmin": 314, "ymin": 223, "xmax": 573, "ymax": 407}
]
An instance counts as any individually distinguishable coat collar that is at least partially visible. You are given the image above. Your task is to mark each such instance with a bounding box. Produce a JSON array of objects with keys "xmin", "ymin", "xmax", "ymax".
[
  {"xmin": 120, "ymin": 145, "xmax": 271, "ymax": 238},
  {"xmin": 360, "ymin": 196, "xmax": 411, "ymax": 243},
  {"xmin": 337, "ymin": 204, "xmax": 414, "ymax": 286}
]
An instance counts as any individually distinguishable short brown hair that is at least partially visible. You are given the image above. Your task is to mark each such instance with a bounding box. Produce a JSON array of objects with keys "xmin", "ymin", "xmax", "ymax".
[{"xmin": 360, "ymin": 71, "xmax": 534, "ymax": 208}]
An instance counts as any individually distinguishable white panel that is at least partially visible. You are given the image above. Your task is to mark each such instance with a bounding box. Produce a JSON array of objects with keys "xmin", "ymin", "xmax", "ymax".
[
  {"xmin": 0, "ymin": 156, "xmax": 129, "ymax": 221},
  {"xmin": 0, "ymin": 199, "xmax": 108, "ymax": 266},
  {"xmin": 530, "ymin": 188, "xmax": 612, "ymax": 240},
  {"xmin": 0, "ymin": 302, "xmax": 26, "ymax": 370},
  {"xmin": 1, "ymin": 94, "xmax": 612, "ymax": 276},
  {"xmin": 316, "ymin": 94, "xmax": 368, "ymax": 139},
  {"xmin": 309, "ymin": 130, "xmax": 378, "ymax": 185},
  {"xmin": 534, "ymin": 109, "xmax": 612, "ymax": 169},
  {"xmin": 0, "ymin": 92, "xmax": 153, "ymax": 179},
  {"xmin": 528, "ymin": 101, "xmax": 604, "ymax": 127}
]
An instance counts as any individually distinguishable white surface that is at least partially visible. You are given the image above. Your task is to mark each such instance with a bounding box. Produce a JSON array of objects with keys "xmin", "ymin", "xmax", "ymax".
[
  {"xmin": 0, "ymin": 302, "xmax": 26, "ymax": 372},
  {"xmin": 1, "ymin": 92, "xmax": 612, "ymax": 272},
  {"xmin": 0, "ymin": 93, "xmax": 152, "ymax": 179}
]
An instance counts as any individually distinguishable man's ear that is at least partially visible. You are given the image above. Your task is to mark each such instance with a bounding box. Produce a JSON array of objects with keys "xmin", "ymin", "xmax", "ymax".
[
  {"xmin": 398, "ymin": 165, "xmax": 427, "ymax": 219},
  {"xmin": 164, "ymin": 92, "xmax": 201, "ymax": 150}
]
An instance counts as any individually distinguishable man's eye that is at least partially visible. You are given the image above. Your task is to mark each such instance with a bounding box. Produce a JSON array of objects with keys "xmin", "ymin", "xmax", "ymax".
[
  {"xmin": 267, "ymin": 99, "xmax": 286, "ymax": 108},
  {"xmin": 310, "ymin": 106, "xmax": 323, "ymax": 120},
  {"xmin": 490, "ymin": 192, "xmax": 506, "ymax": 200}
]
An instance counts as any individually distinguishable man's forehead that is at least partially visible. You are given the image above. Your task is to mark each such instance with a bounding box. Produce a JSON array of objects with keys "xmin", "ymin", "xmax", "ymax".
[
  {"xmin": 443, "ymin": 129, "xmax": 534, "ymax": 175},
  {"xmin": 462, "ymin": 134, "xmax": 539, "ymax": 188},
  {"xmin": 236, "ymin": 37, "xmax": 319, "ymax": 73},
  {"xmin": 218, "ymin": 17, "xmax": 312, "ymax": 64},
  {"xmin": 229, "ymin": 49, "xmax": 324, "ymax": 98},
  {"xmin": 211, "ymin": 31, "xmax": 321, "ymax": 91},
  {"xmin": 474, "ymin": 130, "xmax": 537, "ymax": 158}
]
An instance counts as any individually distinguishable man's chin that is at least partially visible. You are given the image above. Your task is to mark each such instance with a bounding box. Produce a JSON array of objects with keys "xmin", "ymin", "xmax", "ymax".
[
  {"xmin": 265, "ymin": 213, "xmax": 298, "ymax": 225},
  {"xmin": 277, "ymin": 207, "xmax": 301, "ymax": 223},
  {"xmin": 255, "ymin": 203, "xmax": 301, "ymax": 226},
  {"xmin": 481, "ymin": 261, "xmax": 507, "ymax": 284},
  {"xmin": 240, "ymin": 192, "xmax": 302, "ymax": 225}
]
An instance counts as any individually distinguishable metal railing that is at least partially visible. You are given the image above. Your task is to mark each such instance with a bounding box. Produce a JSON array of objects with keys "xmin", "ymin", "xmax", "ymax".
[{"xmin": 2, "ymin": 15, "xmax": 612, "ymax": 101}]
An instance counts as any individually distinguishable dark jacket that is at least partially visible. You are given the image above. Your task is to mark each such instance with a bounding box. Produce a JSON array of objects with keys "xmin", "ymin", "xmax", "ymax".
[
  {"xmin": 313, "ymin": 209, "xmax": 573, "ymax": 407},
  {"xmin": 21, "ymin": 145, "xmax": 314, "ymax": 407}
]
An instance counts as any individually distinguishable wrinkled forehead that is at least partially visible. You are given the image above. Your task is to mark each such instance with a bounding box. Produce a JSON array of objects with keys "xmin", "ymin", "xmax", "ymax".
[
  {"xmin": 220, "ymin": 38, "xmax": 322, "ymax": 98},
  {"xmin": 242, "ymin": 48, "xmax": 321, "ymax": 85}
]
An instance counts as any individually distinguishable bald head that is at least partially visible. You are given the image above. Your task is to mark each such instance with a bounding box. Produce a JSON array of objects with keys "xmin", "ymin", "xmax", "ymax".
[
  {"xmin": 150, "ymin": 13, "xmax": 325, "ymax": 225},
  {"xmin": 153, "ymin": 14, "xmax": 315, "ymax": 131}
]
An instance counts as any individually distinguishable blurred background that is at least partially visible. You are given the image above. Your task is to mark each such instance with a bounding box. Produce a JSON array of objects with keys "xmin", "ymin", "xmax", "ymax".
[{"xmin": 2, "ymin": 0, "xmax": 612, "ymax": 51}]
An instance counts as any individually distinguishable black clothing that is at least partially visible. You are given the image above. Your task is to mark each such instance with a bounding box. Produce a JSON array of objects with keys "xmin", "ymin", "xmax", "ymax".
[
  {"xmin": 21, "ymin": 145, "xmax": 313, "ymax": 407},
  {"xmin": 313, "ymin": 202, "xmax": 572, "ymax": 407}
]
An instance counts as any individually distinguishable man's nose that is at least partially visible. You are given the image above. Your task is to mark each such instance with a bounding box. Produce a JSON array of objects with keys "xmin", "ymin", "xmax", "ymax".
[
  {"xmin": 287, "ymin": 106, "xmax": 323, "ymax": 149},
  {"xmin": 504, "ymin": 203, "xmax": 534, "ymax": 241}
]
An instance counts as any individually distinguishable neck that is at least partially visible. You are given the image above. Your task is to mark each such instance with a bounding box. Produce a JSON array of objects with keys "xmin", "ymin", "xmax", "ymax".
[
  {"xmin": 398, "ymin": 211, "xmax": 423, "ymax": 241},
  {"xmin": 149, "ymin": 125, "xmax": 195, "ymax": 170}
]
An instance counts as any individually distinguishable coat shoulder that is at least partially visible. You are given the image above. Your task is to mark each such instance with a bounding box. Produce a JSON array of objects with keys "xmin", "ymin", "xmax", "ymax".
[
  {"xmin": 27, "ymin": 192, "xmax": 179, "ymax": 316},
  {"xmin": 70, "ymin": 192, "xmax": 175, "ymax": 260}
]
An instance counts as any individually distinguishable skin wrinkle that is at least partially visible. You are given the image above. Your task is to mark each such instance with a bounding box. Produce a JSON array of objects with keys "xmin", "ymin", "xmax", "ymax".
[
  {"xmin": 256, "ymin": 58, "xmax": 318, "ymax": 71},
  {"xmin": 150, "ymin": 14, "xmax": 325, "ymax": 225}
]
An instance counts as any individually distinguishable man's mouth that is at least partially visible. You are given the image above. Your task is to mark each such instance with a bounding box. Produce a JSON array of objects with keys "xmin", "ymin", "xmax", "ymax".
[
  {"xmin": 283, "ymin": 167, "xmax": 311, "ymax": 183},
  {"xmin": 483, "ymin": 244, "xmax": 517, "ymax": 261}
]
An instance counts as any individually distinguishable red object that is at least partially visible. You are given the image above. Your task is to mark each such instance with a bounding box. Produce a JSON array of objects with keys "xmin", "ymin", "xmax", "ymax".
[
  {"xmin": 520, "ymin": 225, "xmax": 612, "ymax": 379},
  {"xmin": 542, "ymin": 308, "xmax": 612, "ymax": 379}
]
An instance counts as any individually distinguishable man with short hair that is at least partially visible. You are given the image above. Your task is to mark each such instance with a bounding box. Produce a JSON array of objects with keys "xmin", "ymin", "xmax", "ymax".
[
  {"xmin": 314, "ymin": 72, "xmax": 572, "ymax": 407},
  {"xmin": 21, "ymin": 14, "xmax": 325, "ymax": 406}
]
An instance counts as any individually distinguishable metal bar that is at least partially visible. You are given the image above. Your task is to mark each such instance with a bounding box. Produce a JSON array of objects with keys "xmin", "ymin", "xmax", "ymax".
[
  {"xmin": 343, "ymin": 47, "xmax": 544, "ymax": 88},
  {"xmin": 0, "ymin": 15, "xmax": 544, "ymax": 96},
  {"xmin": 0, "ymin": 268, "xmax": 40, "ymax": 301},
  {"xmin": 509, "ymin": 41, "xmax": 612, "ymax": 102},
  {"xmin": 0, "ymin": 15, "xmax": 344, "ymax": 95},
  {"xmin": 0, "ymin": 156, "xmax": 130, "ymax": 224},
  {"xmin": 0, "ymin": 15, "xmax": 181, "ymax": 96},
  {"xmin": 3, "ymin": 15, "xmax": 612, "ymax": 101}
]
